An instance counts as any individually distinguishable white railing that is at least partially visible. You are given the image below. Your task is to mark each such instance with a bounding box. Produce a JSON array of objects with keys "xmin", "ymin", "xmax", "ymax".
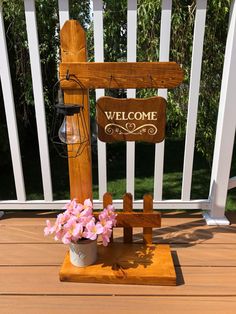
[
  {"xmin": 181, "ymin": 0, "xmax": 207, "ymax": 201},
  {"xmin": 154, "ymin": 0, "xmax": 172, "ymax": 201},
  {"xmin": 24, "ymin": 0, "xmax": 53, "ymax": 201},
  {"xmin": 0, "ymin": 0, "xmax": 235, "ymax": 225}
]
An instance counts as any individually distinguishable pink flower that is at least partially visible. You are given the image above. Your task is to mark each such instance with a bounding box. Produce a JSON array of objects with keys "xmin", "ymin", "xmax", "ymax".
[
  {"xmin": 44, "ymin": 220, "xmax": 53, "ymax": 236},
  {"xmin": 63, "ymin": 199, "xmax": 78, "ymax": 212},
  {"xmin": 84, "ymin": 198, "xmax": 93, "ymax": 209},
  {"xmin": 71, "ymin": 203, "xmax": 83, "ymax": 216},
  {"xmin": 101, "ymin": 205, "xmax": 117, "ymax": 224},
  {"xmin": 44, "ymin": 199, "xmax": 116, "ymax": 246},
  {"xmin": 61, "ymin": 231, "xmax": 72, "ymax": 244},
  {"xmin": 60, "ymin": 217, "xmax": 76, "ymax": 244},
  {"xmin": 79, "ymin": 207, "xmax": 93, "ymax": 220},
  {"xmin": 84, "ymin": 219, "xmax": 104, "ymax": 240},
  {"xmin": 72, "ymin": 222, "xmax": 84, "ymax": 240},
  {"xmin": 99, "ymin": 212, "xmax": 113, "ymax": 229},
  {"xmin": 54, "ymin": 230, "xmax": 64, "ymax": 241},
  {"xmin": 55, "ymin": 212, "xmax": 70, "ymax": 231},
  {"xmin": 101, "ymin": 228, "xmax": 112, "ymax": 246}
]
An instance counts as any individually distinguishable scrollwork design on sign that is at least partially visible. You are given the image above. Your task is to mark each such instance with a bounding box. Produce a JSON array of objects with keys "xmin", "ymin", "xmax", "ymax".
[{"xmin": 105, "ymin": 123, "xmax": 158, "ymax": 136}]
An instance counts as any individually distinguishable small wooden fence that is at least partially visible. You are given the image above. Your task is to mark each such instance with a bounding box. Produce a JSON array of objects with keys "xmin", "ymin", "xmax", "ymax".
[{"xmin": 99, "ymin": 192, "xmax": 161, "ymax": 244}]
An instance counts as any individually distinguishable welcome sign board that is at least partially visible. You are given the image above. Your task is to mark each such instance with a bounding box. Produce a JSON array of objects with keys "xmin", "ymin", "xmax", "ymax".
[{"xmin": 96, "ymin": 96, "xmax": 166, "ymax": 143}]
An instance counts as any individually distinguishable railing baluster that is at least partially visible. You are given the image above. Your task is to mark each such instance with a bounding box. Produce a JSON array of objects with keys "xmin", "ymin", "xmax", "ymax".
[
  {"xmin": 0, "ymin": 3, "xmax": 26, "ymax": 201},
  {"xmin": 24, "ymin": 0, "xmax": 53, "ymax": 201},
  {"xmin": 207, "ymin": 0, "xmax": 236, "ymax": 224},
  {"xmin": 58, "ymin": 0, "xmax": 69, "ymax": 28},
  {"xmin": 93, "ymin": 0, "xmax": 107, "ymax": 200},
  {"xmin": 181, "ymin": 0, "xmax": 207, "ymax": 201},
  {"xmin": 126, "ymin": 0, "xmax": 137, "ymax": 196},
  {"xmin": 154, "ymin": 0, "xmax": 172, "ymax": 201}
]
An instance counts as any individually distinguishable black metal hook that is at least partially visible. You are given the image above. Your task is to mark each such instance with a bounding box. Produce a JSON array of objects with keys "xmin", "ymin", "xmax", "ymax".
[{"xmin": 66, "ymin": 69, "xmax": 70, "ymax": 80}]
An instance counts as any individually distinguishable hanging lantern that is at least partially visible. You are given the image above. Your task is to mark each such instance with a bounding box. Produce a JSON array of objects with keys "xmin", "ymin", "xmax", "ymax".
[{"xmin": 51, "ymin": 76, "xmax": 89, "ymax": 158}]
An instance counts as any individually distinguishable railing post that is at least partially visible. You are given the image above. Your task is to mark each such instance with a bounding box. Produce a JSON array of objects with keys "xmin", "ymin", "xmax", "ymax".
[
  {"xmin": 154, "ymin": 0, "xmax": 172, "ymax": 201},
  {"xmin": 205, "ymin": 0, "xmax": 236, "ymax": 225},
  {"xmin": 93, "ymin": 0, "xmax": 107, "ymax": 201},
  {"xmin": 126, "ymin": 0, "xmax": 137, "ymax": 196},
  {"xmin": 58, "ymin": 0, "xmax": 69, "ymax": 28},
  {"xmin": 0, "ymin": 1, "xmax": 26, "ymax": 202},
  {"xmin": 181, "ymin": 0, "xmax": 207, "ymax": 201},
  {"xmin": 24, "ymin": 0, "xmax": 53, "ymax": 201}
]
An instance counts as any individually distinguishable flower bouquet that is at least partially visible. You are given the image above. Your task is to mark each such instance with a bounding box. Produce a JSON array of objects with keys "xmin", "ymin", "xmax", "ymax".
[{"xmin": 44, "ymin": 198, "xmax": 116, "ymax": 266}]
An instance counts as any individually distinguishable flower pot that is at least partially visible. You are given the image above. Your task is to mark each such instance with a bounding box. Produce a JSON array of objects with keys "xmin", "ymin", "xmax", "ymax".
[{"xmin": 69, "ymin": 239, "xmax": 97, "ymax": 267}]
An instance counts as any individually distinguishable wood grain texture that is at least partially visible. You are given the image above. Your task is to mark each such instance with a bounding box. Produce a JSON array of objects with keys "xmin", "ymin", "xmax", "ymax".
[
  {"xmin": 143, "ymin": 194, "xmax": 154, "ymax": 244},
  {"xmin": 59, "ymin": 244, "xmax": 176, "ymax": 285},
  {"xmin": 2, "ymin": 266, "xmax": 236, "ymax": 295},
  {"xmin": 1, "ymin": 218, "xmax": 236, "ymax": 245},
  {"xmin": 103, "ymin": 192, "xmax": 113, "ymax": 208},
  {"xmin": 96, "ymin": 96, "xmax": 166, "ymax": 143},
  {"xmin": 94, "ymin": 212, "xmax": 161, "ymax": 228},
  {"xmin": 123, "ymin": 193, "xmax": 133, "ymax": 243},
  {"xmin": 2, "ymin": 243, "xmax": 236, "ymax": 267},
  {"xmin": 60, "ymin": 20, "xmax": 92, "ymax": 202},
  {"xmin": 60, "ymin": 61, "xmax": 184, "ymax": 89},
  {"xmin": 1, "ymin": 296, "xmax": 236, "ymax": 314},
  {"xmin": 0, "ymin": 210, "xmax": 206, "ymax": 225},
  {"xmin": 0, "ymin": 243, "xmax": 67, "ymax": 265},
  {"xmin": 2, "ymin": 210, "xmax": 236, "ymax": 314}
]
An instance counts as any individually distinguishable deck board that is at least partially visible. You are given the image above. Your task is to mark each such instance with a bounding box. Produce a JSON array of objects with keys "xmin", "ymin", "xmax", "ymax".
[
  {"xmin": 1, "ymin": 210, "xmax": 236, "ymax": 313},
  {"xmin": 1, "ymin": 265, "xmax": 236, "ymax": 296},
  {"xmin": 1, "ymin": 221, "xmax": 236, "ymax": 244},
  {"xmin": 0, "ymin": 210, "xmax": 205, "ymax": 225},
  {"xmin": 1, "ymin": 243, "xmax": 236, "ymax": 266},
  {"xmin": 0, "ymin": 296, "xmax": 236, "ymax": 314}
]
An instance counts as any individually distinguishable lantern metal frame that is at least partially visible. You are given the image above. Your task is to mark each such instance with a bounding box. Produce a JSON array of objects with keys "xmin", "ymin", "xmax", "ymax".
[{"xmin": 50, "ymin": 75, "xmax": 89, "ymax": 158}]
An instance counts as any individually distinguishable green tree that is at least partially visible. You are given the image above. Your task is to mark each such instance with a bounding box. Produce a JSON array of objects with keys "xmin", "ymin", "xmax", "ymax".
[
  {"xmin": 0, "ymin": 0, "xmax": 232, "ymax": 164},
  {"xmin": 138, "ymin": 0, "xmax": 231, "ymax": 163},
  {"xmin": 96, "ymin": 0, "xmax": 231, "ymax": 163},
  {"xmin": 0, "ymin": 0, "xmax": 90, "ymax": 152}
]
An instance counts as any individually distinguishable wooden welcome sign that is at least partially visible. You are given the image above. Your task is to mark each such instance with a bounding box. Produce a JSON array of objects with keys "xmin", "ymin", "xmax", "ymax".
[{"xmin": 96, "ymin": 96, "xmax": 166, "ymax": 143}]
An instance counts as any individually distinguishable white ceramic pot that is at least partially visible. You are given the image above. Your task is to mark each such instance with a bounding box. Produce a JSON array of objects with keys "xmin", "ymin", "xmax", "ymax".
[{"xmin": 69, "ymin": 239, "xmax": 97, "ymax": 267}]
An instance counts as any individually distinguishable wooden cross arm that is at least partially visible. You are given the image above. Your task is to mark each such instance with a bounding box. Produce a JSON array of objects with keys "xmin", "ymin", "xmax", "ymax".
[
  {"xmin": 94, "ymin": 211, "xmax": 161, "ymax": 228},
  {"xmin": 59, "ymin": 62, "xmax": 184, "ymax": 89}
]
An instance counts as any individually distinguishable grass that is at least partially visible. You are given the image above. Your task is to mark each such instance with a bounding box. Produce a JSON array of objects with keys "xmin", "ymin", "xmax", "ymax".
[
  {"xmin": 93, "ymin": 139, "xmax": 236, "ymax": 210},
  {"xmin": 0, "ymin": 138, "xmax": 235, "ymax": 210},
  {"xmin": 93, "ymin": 140, "xmax": 209, "ymax": 199}
]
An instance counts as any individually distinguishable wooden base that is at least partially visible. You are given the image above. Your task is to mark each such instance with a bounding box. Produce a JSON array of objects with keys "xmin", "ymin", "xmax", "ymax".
[{"xmin": 59, "ymin": 243, "xmax": 176, "ymax": 286}]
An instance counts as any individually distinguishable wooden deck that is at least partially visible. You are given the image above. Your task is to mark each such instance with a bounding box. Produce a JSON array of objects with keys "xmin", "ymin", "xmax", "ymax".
[{"xmin": 1, "ymin": 210, "xmax": 236, "ymax": 313}]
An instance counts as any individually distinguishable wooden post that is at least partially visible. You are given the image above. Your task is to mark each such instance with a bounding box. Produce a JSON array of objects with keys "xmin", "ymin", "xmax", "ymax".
[
  {"xmin": 143, "ymin": 194, "xmax": 153, "ymax": 244},
  {"xmin": 123, "ymin": 193, "xmax": 133, "ymax": 243},
  {"xmin": 103, "ymin": 192, "xmax": 113, "ymax": 208},
  {"xmin": 60, "ymin": 20, "xmax": 92, "ymax": 202}
]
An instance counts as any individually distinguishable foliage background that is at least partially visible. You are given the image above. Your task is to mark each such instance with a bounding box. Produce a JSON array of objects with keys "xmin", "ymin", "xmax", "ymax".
[
  {"xmin": 1, "ymin": 0, "xmax": 231, "ymax": 162},
  {"xmin": 0, "ymin": 0, "xmax": 234, "ymax": 205}
]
